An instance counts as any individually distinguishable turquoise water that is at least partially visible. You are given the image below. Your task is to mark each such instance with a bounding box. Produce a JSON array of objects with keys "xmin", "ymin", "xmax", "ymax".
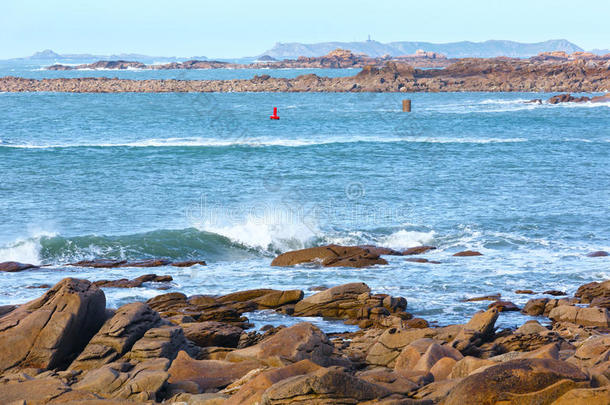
[{"xmin": 0, "ymin": 84, "xmax": 609, "ymax": 329}]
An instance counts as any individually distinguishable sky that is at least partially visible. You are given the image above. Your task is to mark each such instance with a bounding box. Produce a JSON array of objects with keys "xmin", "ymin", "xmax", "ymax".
[{"xmin": 2, "ymin": 0, "xmax": 609, "ymax": 59}]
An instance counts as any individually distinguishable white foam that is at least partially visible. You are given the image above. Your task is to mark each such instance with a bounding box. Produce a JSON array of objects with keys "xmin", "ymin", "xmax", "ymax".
[
  {"xmin": 0, "ymin": 230, "xmax": 57, "ymax": 264},
  {"xmin": 0, "ymin": 136, "xmax": 529, "ymax": 149},
  {"xmin": 379, "ymin": 230, "xmax": 435, "ymax": 249},
  {"xmin": 196, "ymin": 210, "xmax": 320, "ymax": 252}
]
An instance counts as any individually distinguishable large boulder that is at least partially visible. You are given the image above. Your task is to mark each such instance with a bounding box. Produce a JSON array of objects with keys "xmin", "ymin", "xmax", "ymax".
[
  {"xmin": 0, "ymin": 376, "xmax": 70, "ymax": 404},
  {"xmin": 443, "ymin": 358, "xmax": 589, "ymax": 405},
  {"xmin": 0, "ymin": 278, "xmax": 106, "ymax": 372},
  {"xmin": 366, "ymin": 328, "xmax": 438, "ymax": 367},
  {"xmin": 260, "ymin": 368, "xmax": 392, "ymax": 404},
  {"xmin": 271, "ymin": 245, "xmax": 388, "ymax": 268},
  {"xmin": 69, "ymin": 302, "xmax": 162, "ymax": 371},
  {"xmin": 552, "ymin": 386, "xmax": 610, "ymax": 404},
  {"xmin": 548, "ymin": 305, "xmax": 610, "ymax": 327},
  {"xmin": 226, "ymin": 322, "xmax": 350, "ymax": 367}
]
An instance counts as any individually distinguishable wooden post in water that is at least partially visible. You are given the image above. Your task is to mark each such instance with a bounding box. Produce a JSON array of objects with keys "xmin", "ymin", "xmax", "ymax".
[{"xmin": 402, "ymin": 99, "xmax": 412, "ymax": 112}]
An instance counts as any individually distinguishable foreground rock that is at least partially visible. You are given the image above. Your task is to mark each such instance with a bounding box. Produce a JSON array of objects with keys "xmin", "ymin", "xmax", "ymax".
[
  {"xmin": 0, "ymin": 278, "xmax": 106, "ymax": 372},
  {"xmin": 69, "ymin": 302, "xmax": 162, "ymax": 371},
  {"xmin": 271, "ymin": 245, "xmax": 388, "ymax": 268},
  {"xmin": 443, "ymin": 358, "xmax": 589, "ymax": 405}
]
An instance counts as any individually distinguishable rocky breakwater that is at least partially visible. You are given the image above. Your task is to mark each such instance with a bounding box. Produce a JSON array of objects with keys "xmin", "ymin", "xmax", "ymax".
[
  {"xmin": 5, "ymin": 54, "xmax": 609, "ymax": 93},
  {"xmin": 2, "ymin": 272, "xmax": 610, "ymax": 404}
]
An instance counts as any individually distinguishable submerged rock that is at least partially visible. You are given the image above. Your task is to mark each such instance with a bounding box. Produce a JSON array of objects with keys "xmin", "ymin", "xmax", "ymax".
[
  {"xmin": 453, "ymin": 250, "xmax": 483, "ymax": 257},
  {"xmin": 0, "ymin": 261, "xmax": 39, "ymax": 272},
  {"xmin": 93, "ymin": 274, "xmax": 173, "ymax": 288},
  {"xmin": 271, "ymin": 244, "xmax": 388, "ymax": 268}
]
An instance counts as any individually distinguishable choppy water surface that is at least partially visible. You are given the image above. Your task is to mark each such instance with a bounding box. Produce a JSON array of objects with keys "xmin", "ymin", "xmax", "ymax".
[{"xmin": 1, "ymin": 86, "xmax": 608, "ymax": 330}]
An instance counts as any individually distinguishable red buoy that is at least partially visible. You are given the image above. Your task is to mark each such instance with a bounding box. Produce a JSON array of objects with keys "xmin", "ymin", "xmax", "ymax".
[{"xmin": 270, "ymin": 107, "xmax": 280, "ymax": 120}]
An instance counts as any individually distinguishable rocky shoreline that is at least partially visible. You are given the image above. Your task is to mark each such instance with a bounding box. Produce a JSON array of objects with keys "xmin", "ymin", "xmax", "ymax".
[
  {"xmin": 3, "ymin": 54, "xmax": 609, "ymax": 93},
  {"xmin": 1, "ymin": 245, "xmax": 609, "ymax": 404}
]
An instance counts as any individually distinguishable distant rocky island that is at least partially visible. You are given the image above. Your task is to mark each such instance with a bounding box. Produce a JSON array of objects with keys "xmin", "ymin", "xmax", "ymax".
[
  {"xmin": 46, "ymin": 49, "xmax": 454, "ymax": 70},
  {"xmin": 3, "ymin": 51, "xmax": 608, "ymax": 94}
]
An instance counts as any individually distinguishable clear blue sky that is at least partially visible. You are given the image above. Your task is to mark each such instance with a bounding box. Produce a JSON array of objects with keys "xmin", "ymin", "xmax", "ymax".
[{"xmin": 2, "ymin": 0, "xmax": 609, "ymax": 58}]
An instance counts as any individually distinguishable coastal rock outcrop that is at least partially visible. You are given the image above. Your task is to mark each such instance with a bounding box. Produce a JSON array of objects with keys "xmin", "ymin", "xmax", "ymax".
[
  {"xmin": 69, "ymin": 302, "xmax": 162, "ymax": 371},
  {"xmin": 271, "ymin": 245, "xmax": 388, "ymax": 268},
  {"xmin": 0, "ymin": 278, "xmax": 106, "ymax": 372},
  {"xmin": 93, "ymin": 274, "xmax": 173, "ymax": 288}
]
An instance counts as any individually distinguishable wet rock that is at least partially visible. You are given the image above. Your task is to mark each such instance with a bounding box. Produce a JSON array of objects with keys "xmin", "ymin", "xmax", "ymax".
[
  {"xmin": 548, "ymin": 305, "xmax": 610, "ymax": 327},
  {"xmin": 67, "ymin": 258, "xmax": 173, "ymax": 268},
  {"xmin": 73, "ymin": 358, "xmax": 169, "ymax": 401},
  {"xmin": 167, "ymin": 350, "xmax": 262, "ymax": 392},
  {"xmin": 69, "ymin": 302, "xmax": 162, "ymax": 371},
  {"xmin": 26, "ymin": 284, "xmax": 52, "ymax": 289},
  {"xmin": 544, "ymin": 290, "xmax": 567, "ymax": 296},
  {"xmin": 488, "ymin": 300, "xmax": 520, "ymax": 312},
  {"xmin": 548, "ymin": 93, "xmax": 591, "ymax": 104},
  {"xmin": 0, "ymin": 278, "xmax": 106, "ymax": 373},
  {"xmin": 308, "ymin": 285, "xmax": 328, "ymax": 291},
  {"xmin": 591, "ymin": 94, "xmax": 610, "ymax": 103},
  {"xmin": 358, "ymin": 245, "xmax": 404, "ymax": 256},
  {"xmin": 587, "ymin": 250, "xmax": 609, "ymax": 257},
  {"xmin": 522, "ymin": 297, "xmax": 575, "ymax": 316},
  {"xmin": 271, "ymin": 244, "xmax": 388, "ymax": 268},
  {"xmin": 453, "ymin": 250, "xmax": 483, "ymax": 257},
  {"xmin": 463, "ymin": 294, "xmax": 501, "ymax": 302},
  {"xmin": 93, "ymin": 274, "xmax": 173, "ymax": 288},
  {"xmin": 225, "ymin": 322, "xmax": 350, "ymax": 367},
  {"xmin": 401, "ymin": 245, "xmax": 437, "ymax": 255},
  {"xmin": 0, "ymin": 261, "xmax": 39, "ymax": 272},
  {"xmin": 405, "ymin": 258, "xmax": 441, "ymax": 264},
  {"xmin": 224, "ymin": 360, "xmax": 322, "ymax": 405},
  {"xmin": 515, "ymin": 289, "xmax": 536, "ymax": 294},
  {"xmin": 171, "ymin": 260, "xmax": 207, "ymax": 267},
  {"xmin": 260, "ymin": 368, "xmax": 392, "ymax": 405},
  {"xmin": 182, "ymin": 321, "xmax": 243, "ymax": 348},
  {"xmin": 443, "ymin": 358, "xmax": 589, "ymax": 405}
]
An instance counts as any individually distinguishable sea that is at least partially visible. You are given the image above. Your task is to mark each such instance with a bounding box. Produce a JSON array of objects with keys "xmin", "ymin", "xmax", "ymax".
[{"xmin": 1, "ymin": 62, "xmax": 608, "ymax": 332}]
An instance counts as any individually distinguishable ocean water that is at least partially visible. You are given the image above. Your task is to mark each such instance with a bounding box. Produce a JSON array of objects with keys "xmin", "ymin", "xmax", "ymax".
[{"xmin": 1, "ymin": 82, "xmax": 609, "ymax": 331}]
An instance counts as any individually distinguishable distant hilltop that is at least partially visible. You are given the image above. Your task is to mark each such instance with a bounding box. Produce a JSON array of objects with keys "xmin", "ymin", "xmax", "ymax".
[{"xmin": 261, "ymin": 39, "xmax": 586, "ymax": 59}]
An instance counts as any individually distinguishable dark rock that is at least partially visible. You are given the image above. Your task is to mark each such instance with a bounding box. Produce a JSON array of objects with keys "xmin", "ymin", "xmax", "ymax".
[
  {"xmin": 463, "ymin": 294, "xmax": 501, "ymax": 302},
  {"xmin": 544, "ymin": 290, "xmax": 567, "ymax": 296},
  {"xmin": 405, "ymin": 258, "xmax": 441, "ymax": 264},
  {"xmin": 453, "ymin": 250, "xmax": 483, "ymax": 257},
  {"xmin": 93, "ymin": 274, "xmax": 173, "ymax": 288},
  {"xmin": 171, "ymin": 260, "xmax": 207, "ymax": 267},
  {"xmin": 488, "ymin": 300, "xmax": 520, "ymax": 312},
  {"xmin": 0, "ymin": 278, "xmax": 106, "ymax": 372},
  {"xmin": 0, "ymin": 261, "xmax": 39, "ymax": 272},
  {"xmin": 401, "ymin": 245, "xmax": 436, "ymax": 255},
  {"xmin": 358, "ymin": 245, "xmax": 403, "ymax": 256},
  {"xmin": 515, "ymin": 289, "xmax": 536, "ymax": 294}
]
